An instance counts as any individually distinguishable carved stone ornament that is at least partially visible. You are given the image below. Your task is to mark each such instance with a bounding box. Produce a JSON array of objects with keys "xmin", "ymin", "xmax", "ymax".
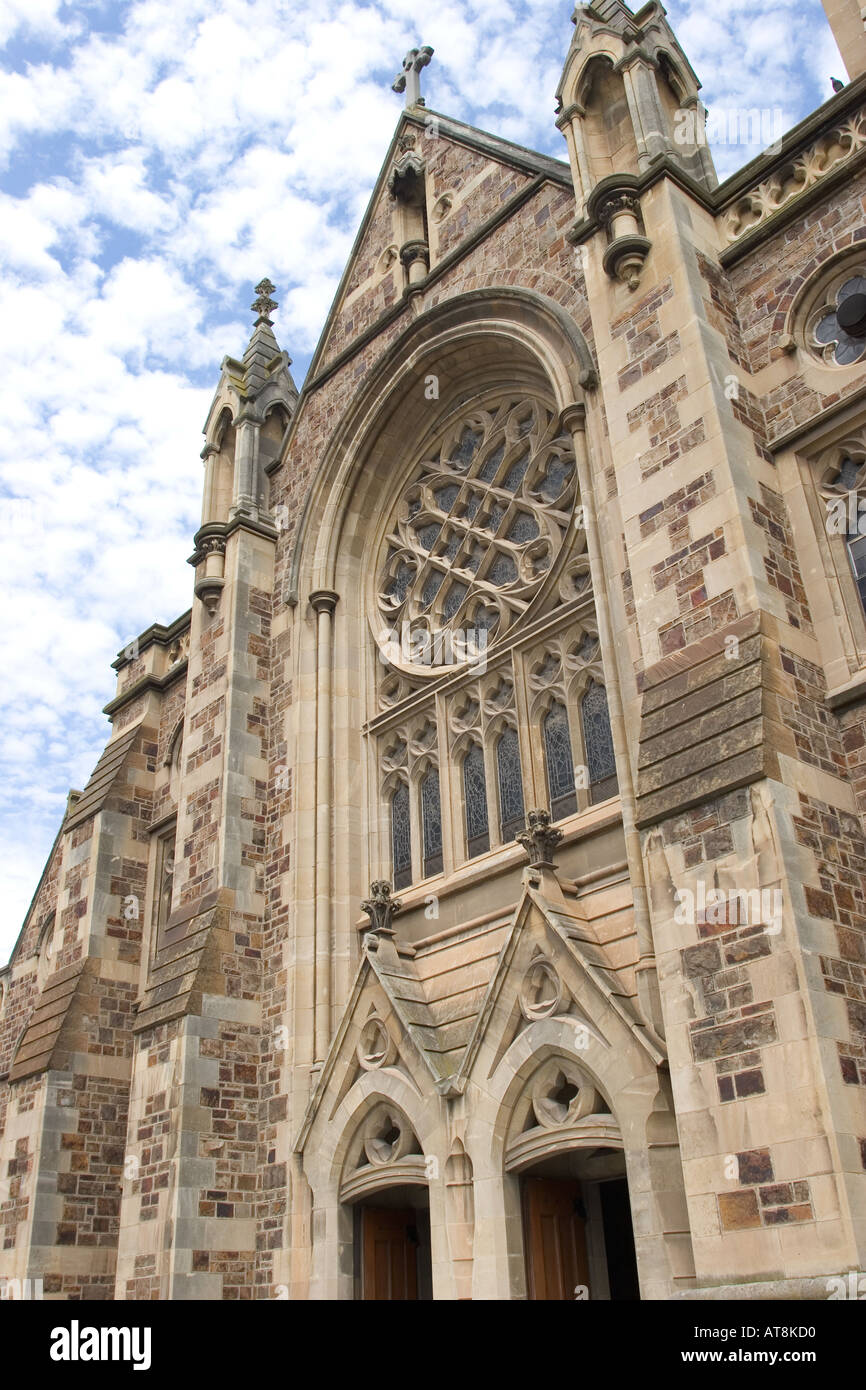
[
  {"xmin": 595, "ymin": 189, "xmax": 642, "ymax": 231},
  {"xmin": 361, "ymin": 880, "xmax": 402, "ymax": 937},
  {"xmin": 519, "ymin": 958, "xmax": 564, "ymax": 1021},
  {"xmin": 357, "ymin": 1016, "xmax": 396, "ymax": 1071},
  {"xmin": 388, "ymin": 150, "xmax": 427, "ymax": 205},
  {"xmin": 516, "ymin": 809, "xmax": 563, "ymax": 868}
]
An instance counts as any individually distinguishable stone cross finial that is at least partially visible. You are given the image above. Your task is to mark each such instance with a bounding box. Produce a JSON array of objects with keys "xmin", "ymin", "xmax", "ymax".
[
  {"xmin": 392, "ymin": 45, "xmax": 434, "ymax": 107},
  {"xmin": 251, "ymin": 278, "xmax": 278, "ymax": 326},
  {"xmin": 361, "ymin": 881, "xmax": 402, "ymax": 937},
  {"xmin": 516, "ymin": 810, "xmax": 564, "ymax": 869}
]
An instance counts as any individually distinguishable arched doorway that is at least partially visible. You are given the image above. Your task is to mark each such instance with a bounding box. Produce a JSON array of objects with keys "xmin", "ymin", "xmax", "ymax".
[
  {"xmin": 339, "ymin": 1103, "xmax": 433, "ymax": 1301},
  {"xmin": 350, "ymin": 1185, "xmax": 433, "ymax": 1301},
  {"xmin": 518, "ymin": 1148, "xmax": 639, "ymax": 1300},
  {"xmin": 505, "ymin": 1056, "xmax": 640, "ymax": 1300}
]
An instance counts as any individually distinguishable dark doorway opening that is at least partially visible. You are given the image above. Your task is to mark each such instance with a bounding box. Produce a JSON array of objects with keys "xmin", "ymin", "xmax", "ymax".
[
  {"xmin": 519, "ymin": 1149, "xmax": 640, "ymax": 1300},
  {"xmin": 600, "ymin": 1176, "xmax": 640, "ymax": 1300},
  {"xmin": 352, "ymin": 1187, "xmax": 432, "ymax": 1300}
]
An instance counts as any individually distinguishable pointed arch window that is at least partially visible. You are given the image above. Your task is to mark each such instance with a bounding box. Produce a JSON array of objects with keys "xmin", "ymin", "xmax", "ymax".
[
  {"xmin": 582, "ymin": 681, "xmax": 618, "ymax": 804},
  {"xmin": 463, "ymin": 743, "xmax": 489, "ymax": 858},
  {"xmin": 497, "ymin": 726, "xmax": 525, "ymax": 842},
  {"xmin": 421, "ymin": 768, "xmax": 443, "ymax": 878},
  {"xmin": 543, "ymin": 701, "xmax": 577, "ymax": 821},
  {"xmin": 392, "ymin": 782, "xmax": 412, "ymax": 890}
]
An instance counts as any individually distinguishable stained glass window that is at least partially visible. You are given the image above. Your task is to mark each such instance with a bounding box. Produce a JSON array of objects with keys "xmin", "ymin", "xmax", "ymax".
[
  {"xmin": 582, "ymin": 681, "xmax": 618, "ymax": 804},
  {"xmin": 435, "ymin": 484, "xmax": 459, "ymax": 512},
  {"xmin": 488, "ymin": 553, "xmax": 517, "ymax": 587},
  {"xmin": 478, "ymin": 443, "xmax": 505, "ymax": 482},
  {"xmin": 392, "ymin": 782, "xmax": 412, "ymax": 889},
  {"xmin": 421, "ymin": 769, "xmax": 444, "ymax": 877},
  {"xmin": 507, "ymin": 512, "xmax": 539, "ymax": 545},
  {"xmin": 544, "ymin": 702, "xmax": 577, "ymax": 821},
  {"xmin": 421, "ymin": 570, "xmax": 443, "ymax": 607},
  {"xmin": 416, "ymin": 522, "xmax": 441, "ymax": 551},
  {"xmin": 463, "ymin": 743, "xmax": 489, "ymax": 858},
  {"xmin": 452, "ymin": 427, "xmax": 481, "ymax": 468},
  {"xmin": 538, "ymin": 454, "xmax": 574, "ymax": 503},
  {"xmin": 442, "ymin": 582, "xmax": 468, "ymax": 621},
  {"xmin": 497, "ymin": 726, "xmax": 525, "ymax": 842},
  {"xmin": 503, "ymin": 451, "xmax": 530, "ymax": 492},
  {"xmin": 387, "ymin": 561, "xmax": 414, "ymax": 605},
  {"xmin": 376, "ymin": 396, "xmax": 577, "ymax": 660}
]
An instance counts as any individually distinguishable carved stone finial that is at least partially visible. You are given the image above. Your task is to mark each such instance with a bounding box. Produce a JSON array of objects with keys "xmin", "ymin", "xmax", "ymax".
[
  {"xmin": 516, "ymin": 810, "xmax": 564, "ymax": 869},
  {"xmin": 392, "ymin": 45, "xmax": 434, "ymax": 107},
  {"xmin": 252, "ymin": 278, "xmax": 278, "ymax": 326},
  {"xmin": 361, "ymin": 880, "xmax": 402, "ymax": 937}
]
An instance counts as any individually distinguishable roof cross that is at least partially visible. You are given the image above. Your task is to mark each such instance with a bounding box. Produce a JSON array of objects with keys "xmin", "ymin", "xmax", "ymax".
[{"xmin": 392, "ymin": 45, "xmax": 434, "ymax": 107}]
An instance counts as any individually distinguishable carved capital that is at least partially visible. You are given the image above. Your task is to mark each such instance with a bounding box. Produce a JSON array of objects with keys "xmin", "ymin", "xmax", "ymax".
[
  {"xmin": 361, "ymin": 881, "xmax": 402, "ymax": 938},
  {"xmin": 310, "ymin": 589, "xmax": 339, "ymax": 616},
  {"xmin": 595, "ymin": 189, "xmax": 642, "ymax": 231},
  {"xmin": 560, "ymin": 402, "xmax": 587, "ymax": 435},
  {"xmin": 516, "ymin": 810, "xmax": 563, "ymax": 869},
  {"xmin": 399, "ymin": 239, "xmax": 430, "ymax": 270}
]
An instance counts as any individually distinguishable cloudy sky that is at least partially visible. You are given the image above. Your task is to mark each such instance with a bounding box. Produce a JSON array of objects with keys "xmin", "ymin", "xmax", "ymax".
[{"xmin": 0, "ymin": 0, "xmax": 843, "ymax": 958}]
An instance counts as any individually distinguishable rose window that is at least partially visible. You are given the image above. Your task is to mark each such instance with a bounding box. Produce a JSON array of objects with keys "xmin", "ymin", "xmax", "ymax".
[
  {"xmin": 376, "ymin": 397, "xmax": 578, "ymax": 669},
  {"xmin": 811, "ymin": 274, "xmax": 866, "ymax": 365}
]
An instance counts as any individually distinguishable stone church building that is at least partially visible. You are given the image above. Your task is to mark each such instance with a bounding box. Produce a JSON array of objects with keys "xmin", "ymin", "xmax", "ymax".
[{"xmin": 3, "ymin": 0, "xmax": 866, "ymax": 1300}]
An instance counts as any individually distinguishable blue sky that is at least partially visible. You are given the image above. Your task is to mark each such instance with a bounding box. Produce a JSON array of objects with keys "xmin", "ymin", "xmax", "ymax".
[{"xmin": 0, "ymin": 0, "xmax": 843, "ymax": 958}]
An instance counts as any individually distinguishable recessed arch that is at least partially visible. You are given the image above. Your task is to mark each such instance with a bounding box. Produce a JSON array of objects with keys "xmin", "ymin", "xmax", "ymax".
[{"xmin": 288, "ymin": 287, "xmax": 596, "ymax": 604}]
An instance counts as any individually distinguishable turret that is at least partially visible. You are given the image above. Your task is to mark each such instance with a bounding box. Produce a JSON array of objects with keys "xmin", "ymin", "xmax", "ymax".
[
  {"xmin": 192, "ymin": 280, "xmax": 298, "ymax": 612},
  {"xmin": 556, "ymin": 2, "xmax": 716, "ymax": 288}
]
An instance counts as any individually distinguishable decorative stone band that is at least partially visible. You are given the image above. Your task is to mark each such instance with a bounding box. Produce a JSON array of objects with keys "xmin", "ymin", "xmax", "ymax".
[
  {"xmin": 721, "ymin": 108, "xmax": 866, "ymax": 245},
  {"xmin": 634, "ymin": 611, "xmax": 803, "ymax": 828}
]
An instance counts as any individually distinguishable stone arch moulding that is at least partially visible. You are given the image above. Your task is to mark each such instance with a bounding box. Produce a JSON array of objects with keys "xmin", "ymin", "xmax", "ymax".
[
  {"xmin": 284, "ymin": 287, "xmax": 598, "ymax": 607},
  {"xmin": 298, "ymin": 1069, "xmax": 437, "ymax": 1300},
  {"xmin": 468, "ymin": 1012, "xmax": 691, "ymax": 1299}
]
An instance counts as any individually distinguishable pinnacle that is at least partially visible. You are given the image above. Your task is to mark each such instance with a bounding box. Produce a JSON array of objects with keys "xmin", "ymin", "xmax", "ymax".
[{"xmin": 243, "ymin": 277, "xmax": 283, "ymax": 396}]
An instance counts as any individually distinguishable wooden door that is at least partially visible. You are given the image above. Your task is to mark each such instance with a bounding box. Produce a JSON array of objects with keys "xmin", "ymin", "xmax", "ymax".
[
  {"xmin": 361, "ymin": 1206, "xmax": 419, "ymax": 1300},
  {"xmin": 522, "ymin": 1176, "xmax": 590, "ymax": 1300}
]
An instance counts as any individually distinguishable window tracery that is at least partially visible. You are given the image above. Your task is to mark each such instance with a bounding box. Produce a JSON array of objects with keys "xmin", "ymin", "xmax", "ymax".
[
  {"xmin": 370, "ymin": 389, "xmax": 619, "ymax": 889},
  {"xmin": 800, "ymin": 260, "xmax": 866, "ymax": 367},
  {"xmin": 375, "ymin": 396, "xmax": 577, "ymax": 673},
  {"xmin": 816, "ymin": 437, "xmax": 866, "ymax": 619},
  {"xmin": 463, "ymin": 742, "xmax": 489, "ymax": 859}
]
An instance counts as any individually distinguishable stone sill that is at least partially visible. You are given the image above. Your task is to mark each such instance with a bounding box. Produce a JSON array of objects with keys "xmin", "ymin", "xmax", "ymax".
[{"xmin": 826, "ymin": 667, "xmax": 866, "ymax": 709}]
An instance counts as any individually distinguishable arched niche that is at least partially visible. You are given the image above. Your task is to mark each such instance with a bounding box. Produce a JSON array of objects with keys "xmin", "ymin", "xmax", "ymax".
[{"xmin": 578, "ymin": 56, "xmax": 639, "ymax": 186}]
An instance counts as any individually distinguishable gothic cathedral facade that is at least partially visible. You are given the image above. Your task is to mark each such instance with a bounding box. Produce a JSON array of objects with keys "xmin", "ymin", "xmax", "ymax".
[{"xmin": 3, "ymin": 0, "xmax": 866, "ymax": 1300}]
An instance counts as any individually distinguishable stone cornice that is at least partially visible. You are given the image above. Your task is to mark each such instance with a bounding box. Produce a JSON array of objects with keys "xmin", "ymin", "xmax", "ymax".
[
  {"xmin": 111, "ymin": 610, "xmax": 192, "ymax": 672},
  {"xmin": 102, "ymin": 658, "xmax": 188, "ymax": 719},
  {"xmin": 188, "ymin": 513, "xmax": 279, "ymax": 567}
]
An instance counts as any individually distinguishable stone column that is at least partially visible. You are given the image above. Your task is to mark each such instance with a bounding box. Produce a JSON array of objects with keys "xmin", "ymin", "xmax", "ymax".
[
  {"xmin": 232, "ymin": 410, "xmax": 262, "ymax": 520},
  {"xmin": 562, "ymin": 401, "xmax": 662, "ymax": 1040},
  {"xmin": 310, "ymin": 590, "xmax": 339, "ymax": 1064}
]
